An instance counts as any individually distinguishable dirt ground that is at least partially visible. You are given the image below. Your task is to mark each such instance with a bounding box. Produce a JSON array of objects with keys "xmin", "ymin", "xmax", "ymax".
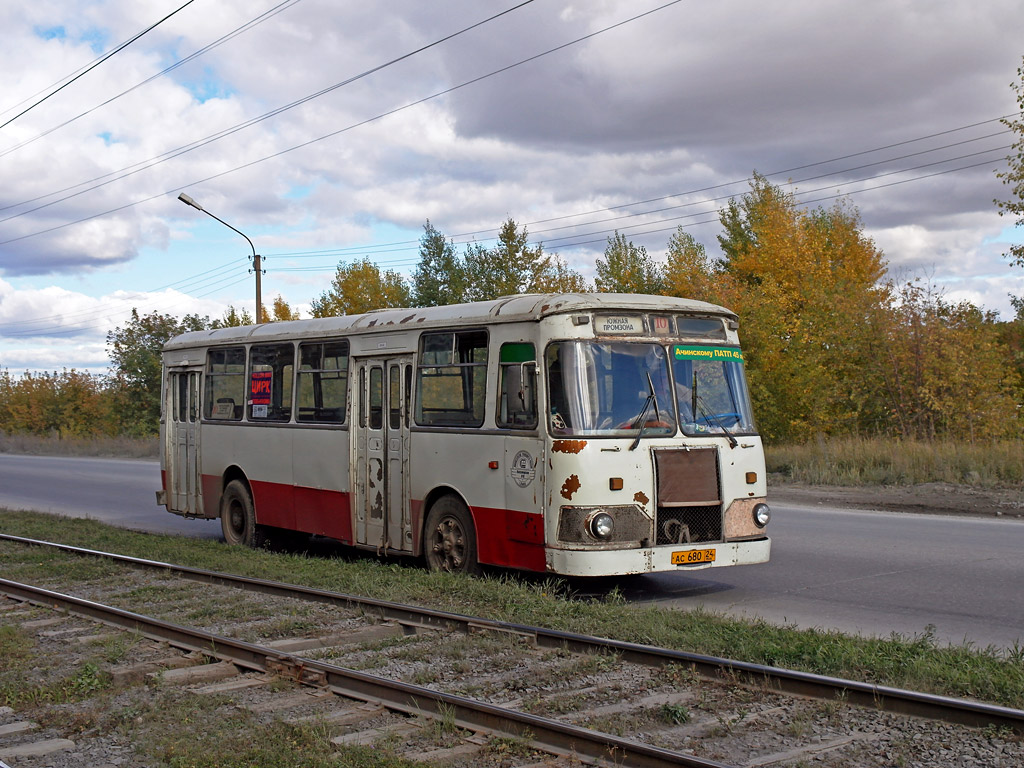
[{"xmin": 769, "ymin": 478, "xmax": 1024, "ymax": 519}]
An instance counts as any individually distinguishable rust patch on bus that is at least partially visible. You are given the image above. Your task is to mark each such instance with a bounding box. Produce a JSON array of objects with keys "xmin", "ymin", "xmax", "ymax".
[
  {"xmin": 560, "ymin": 474, "xmax": 581, "ymax": 500},
  {"xmin": 634, "ymin": 491, "xmax": 649, "ymax": 506},
  {"xmin": 552, "ymin": 439, "xmax": 587, "ymax": 454},
  {"xmin": 400, "ymin": 313, "xmax": 417, "ymax": 324}
]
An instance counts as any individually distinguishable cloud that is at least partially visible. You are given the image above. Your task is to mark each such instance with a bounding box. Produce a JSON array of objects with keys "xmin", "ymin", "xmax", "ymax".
[{"xmin": 0, "ymin": 0, "xmax": 1022, "ymax": 375}]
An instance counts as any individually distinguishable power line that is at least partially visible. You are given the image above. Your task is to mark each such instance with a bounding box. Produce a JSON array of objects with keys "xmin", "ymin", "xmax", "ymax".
[
  {"xmin": 259, "ymin": 127, "xmax": 1014, "ymax": 261},
  {"xmin": 0, "ymin": 0, "xmax": 678, "ymax": 245},
  {"xmin": 0, "ymin": 0, "xmax": 198, "ymax": 131},
  {"xmin": 0, "ymin": 152, "xmax": 1007, "ymax": 341},
  {"xmin": 0, "ymin": 0, "xmax": 304, "ymax": 163},
  {"xmin": 0, "ymin": 0, "xmax": 538, "ymax": 221}
]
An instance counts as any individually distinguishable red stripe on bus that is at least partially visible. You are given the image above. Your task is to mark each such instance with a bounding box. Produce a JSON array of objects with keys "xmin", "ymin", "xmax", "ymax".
[
  {"xmin": 201, "ymin": 477, "xmax": 543, "ymax": 570},
  {"xmin": 469, "ymin": 505, "xmax": 546, "ymax": 572}
]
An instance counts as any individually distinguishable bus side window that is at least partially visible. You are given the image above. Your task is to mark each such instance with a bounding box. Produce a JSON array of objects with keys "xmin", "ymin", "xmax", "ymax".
[
  {"xmin": 497, "ymin": 343, "xmax": 537, "ymax": 429},
  {"xmin": 415, "ymin": 330, "xmax": 488, "ymax": 427},
  {"xmin": 297, "ymin": 340, "xmax": 348, "ymax": 423},
  {"xmin": 204, "ymin": 347, "xmax": 245, "ymax": 420},
  {"xmin": 249, "ymin": 343, "xmax": 294, "ymax": 422}
]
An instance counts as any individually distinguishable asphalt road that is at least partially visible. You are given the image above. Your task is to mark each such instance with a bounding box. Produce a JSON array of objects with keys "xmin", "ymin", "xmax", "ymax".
[{"xmin": 1, "ymin": 453, "xmax": 1022, "ymax": 650}]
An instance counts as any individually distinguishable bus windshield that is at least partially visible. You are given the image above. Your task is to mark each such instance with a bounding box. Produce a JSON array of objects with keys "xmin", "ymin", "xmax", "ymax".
[
  {"xmin": 546, "ymin": 341, "xmax": 674, "ymax": 436},
  {"xmin": 546, "ymin": 341, "xmax": 756, "ymax": 438},
  {"xmin": 671, "ymin": 348, "xmax": 756, "ymax": 436}
]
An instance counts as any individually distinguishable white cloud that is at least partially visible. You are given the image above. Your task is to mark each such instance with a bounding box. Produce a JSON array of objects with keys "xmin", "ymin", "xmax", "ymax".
[{"xmin": 1, "ymin": 0, "xmax": 1022, "ymax": 373}]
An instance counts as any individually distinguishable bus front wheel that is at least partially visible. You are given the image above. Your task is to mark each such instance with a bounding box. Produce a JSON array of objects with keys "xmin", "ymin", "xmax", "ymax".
[
  {"xmin": 220, "ymin": 480, "xmax": 266, "ymax": 548},
  {"xmin": 424, "ymin": 496, "xmax": 479, "ymax": 575}
]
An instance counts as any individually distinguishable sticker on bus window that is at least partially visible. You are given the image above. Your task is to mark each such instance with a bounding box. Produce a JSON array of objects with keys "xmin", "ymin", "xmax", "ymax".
[
  {"xmin": 672, "ymin": 345, "xmax": 744, "ymax": 363},
  {"xmin": 250, "ymin": 370, "xmax": 273, "ymax": 406}
]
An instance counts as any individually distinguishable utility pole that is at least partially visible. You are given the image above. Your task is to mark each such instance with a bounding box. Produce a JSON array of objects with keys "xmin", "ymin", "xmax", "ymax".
[{"xmin": 177, "ymin": 192, "xmax": 264, "ymax": 323}]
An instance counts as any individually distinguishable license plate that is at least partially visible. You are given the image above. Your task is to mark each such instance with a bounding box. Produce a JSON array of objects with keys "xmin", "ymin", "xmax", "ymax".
[{"xmin": 672, "ymin": 548, "xmax": 716, "ymax": 566}]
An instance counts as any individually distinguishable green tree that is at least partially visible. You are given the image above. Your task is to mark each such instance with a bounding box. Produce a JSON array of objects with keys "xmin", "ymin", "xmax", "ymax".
[
  {"xmin": 663, "ymin": 227, "xmax": 717, "ymax": 302},
  {"xmin": 310, "ymin": 257, "xmax": 411, "ymax": 317},
  {"xmin": 412, "ymin": 220, "xmax": 467, "ymax": 306},
  {"xmin": 464, "ymin": 219, "xmax": 554, "ymax": 301},
  {"xmin": 534, "ymin": 254, "xmax": 591, "ymax": 293},
  {"xmin": 996, "ymin": 56, "xmax": 1024, "ymax": 273},
  {"xmin": 594, "ymin": 232, "xmax": 664, "ymax": 294},
  {"xmin": 717, "ymin": 172, "xmax": 797, "ymax": 275},
  {"xmin": 210, "ymin": 306, "xmax": 254, "ymax": 328},
  {"xmin": 107, "ymin": 309, "xmax": 208, "ymax": 436}
]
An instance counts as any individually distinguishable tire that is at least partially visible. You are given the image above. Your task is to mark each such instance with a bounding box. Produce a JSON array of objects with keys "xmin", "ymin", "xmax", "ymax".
[
  {"xmin": 423, "ymin": 495, "xmax": 479, "ymax": 575},
  {"xmin": 220, "ymin": 479, "xmax": 267, "ymax": 548}
]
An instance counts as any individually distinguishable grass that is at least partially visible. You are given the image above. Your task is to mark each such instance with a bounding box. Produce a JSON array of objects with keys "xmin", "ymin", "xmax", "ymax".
[
  {"xmin": 2, "ymin": 510, "xmax": 1024, "ymax": 714},
  {"xmin": 0, "ymin": 623, "xmax": 114, "ymax": 709},
  {"xmin": 766, "ymin": 436, "xmax": 1024, "ymax": 487}
]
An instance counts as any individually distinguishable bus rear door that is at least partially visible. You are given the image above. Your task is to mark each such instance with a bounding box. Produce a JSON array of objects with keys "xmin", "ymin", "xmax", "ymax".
[
  {"xmin": 353, "ymin": 356, "xmax": 413, "ymax": 551},
  {"xmin": 166, "ymin": 367, "xmax": 203, "ymax": 516}
]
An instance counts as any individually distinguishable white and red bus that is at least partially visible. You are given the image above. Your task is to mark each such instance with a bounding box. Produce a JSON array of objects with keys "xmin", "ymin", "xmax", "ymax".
[{"xmin": 157, "ymin": 293, "xmax": 771, "ymax": 576}]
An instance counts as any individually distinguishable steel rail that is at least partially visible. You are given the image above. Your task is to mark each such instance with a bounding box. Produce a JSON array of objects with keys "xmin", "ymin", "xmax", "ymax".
[
  {"xmin": 0, "ymin": 577, "xmax": 729, "ymax": 768},
  {"xmin": 3, "ymin": 533, "xmax": 1024, "ymax": 734}
]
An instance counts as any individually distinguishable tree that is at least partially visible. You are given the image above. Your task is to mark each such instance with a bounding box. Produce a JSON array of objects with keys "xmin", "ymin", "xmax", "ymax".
[
  {"xmin": 270, "ymin": 294, "xmax": 300, "ymax": 322},
  {"xmin": 211, "ymin": 306, "xmax": 254, "ymax": 328},
  {"xmin": 995, "ymin": 56, "xmax": 1024, "ymax": 273},
  {"xmin": 310, "ymin": 257, "xmax": 411, "ymax": 317},
  {"xmin": 464, "ymin": 219, "xmax": 553, "ymax": 301},
  {"xmin": 594, "ymin": 232, "xmax": 664, "ymax": 294},
  {"xmin": 412, "ymin": 220, "xmax": 467, "ymax": 306},
  {"xmin": 715, "ymin": 176, "xmax": 888, "ymax": 440},
  {"xmin": 870, "ymin": 280, "xmax": 1021, "ymax": 440},
  {"xmin": 663, "ymin": 227, "xmax": 718, "ymax": 302},
  {"xmin": 534, "ymin": 254, "xmax": 591, "ymax": 293},
  {"xmin": 107, "ymin": 309, "xmax": 208, "ymax": 436}
]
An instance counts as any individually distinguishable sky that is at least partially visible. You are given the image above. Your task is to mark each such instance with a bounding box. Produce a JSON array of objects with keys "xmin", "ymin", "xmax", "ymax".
[{"xmin": 0, "ymin": 0, "xmax": 1022, "ymax": 374}]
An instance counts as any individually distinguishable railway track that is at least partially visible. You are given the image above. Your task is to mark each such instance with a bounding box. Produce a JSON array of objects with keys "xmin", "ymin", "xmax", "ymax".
[{"xmin": 1, "ymin": 533, "xmax": 1023, "ymax": 767}]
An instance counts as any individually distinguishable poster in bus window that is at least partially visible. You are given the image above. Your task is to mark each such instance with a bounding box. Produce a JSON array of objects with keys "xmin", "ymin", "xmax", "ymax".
[{"xmin": 250, "ymin": 370, "xmax": 272, "ymax": 418}]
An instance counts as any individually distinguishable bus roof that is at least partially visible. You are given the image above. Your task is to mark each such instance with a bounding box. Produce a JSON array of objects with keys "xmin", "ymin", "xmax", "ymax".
[{"xmin": 164, "ymin": 292, "xmax": 737, "ymax": 351}]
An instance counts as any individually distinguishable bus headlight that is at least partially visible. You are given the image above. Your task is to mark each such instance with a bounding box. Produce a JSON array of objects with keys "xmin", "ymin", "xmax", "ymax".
[
  {"xmin": 753, "ymin": 503, "xmax": 771, "ymax": 528},
  {"xmin": 588, "ymin": 512, "xmax": 615, "ymax": 540}
]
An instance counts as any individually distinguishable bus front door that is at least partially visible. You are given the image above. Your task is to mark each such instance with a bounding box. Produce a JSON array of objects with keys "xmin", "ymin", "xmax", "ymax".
[
  {"xmin": 167, "ymin": 368, "xmax": 202, "ymax": 516},
  {"xmin": 353, "ymin": 357, "xmax": 412, "ymax": 552}
]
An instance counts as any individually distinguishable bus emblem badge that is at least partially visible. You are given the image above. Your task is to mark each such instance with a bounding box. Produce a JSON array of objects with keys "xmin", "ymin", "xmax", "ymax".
[{"xmin": 511, "ymin": 451, "xmax": 535, "ymax": 488}]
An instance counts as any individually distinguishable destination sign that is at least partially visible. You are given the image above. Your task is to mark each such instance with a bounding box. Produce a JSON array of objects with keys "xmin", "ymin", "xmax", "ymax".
[{"xmin": 672, "ymin": 345, "xmax": 744, "ymax": 363}]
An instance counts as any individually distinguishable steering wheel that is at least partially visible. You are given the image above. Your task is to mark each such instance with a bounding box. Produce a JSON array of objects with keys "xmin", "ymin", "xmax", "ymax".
[{"xmin": 697, "ymin": 412, "xmax": 741, "ymax": 426}]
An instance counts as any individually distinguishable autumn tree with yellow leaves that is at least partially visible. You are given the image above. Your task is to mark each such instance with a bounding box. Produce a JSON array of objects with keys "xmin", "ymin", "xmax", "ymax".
[
  {"xmin": 310, "ymin": 257, "xmax": 412, "ymax": 317},
  {"xmin": 709, "ymin": 174, "xmax": 889, "ymax": 441}
]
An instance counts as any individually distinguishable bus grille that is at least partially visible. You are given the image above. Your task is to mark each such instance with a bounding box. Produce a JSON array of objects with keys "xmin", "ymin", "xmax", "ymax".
[
  {"xmin": 654, "ymin": 448, "xmax": 723, "ymax": 545},
  {"xmin": 656, "ymin": 505, "xmax": 722, "ymax": 545}
]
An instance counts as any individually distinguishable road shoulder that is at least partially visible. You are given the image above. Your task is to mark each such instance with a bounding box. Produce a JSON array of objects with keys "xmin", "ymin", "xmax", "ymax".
[{"xmin": 769, "ymin": 479, "xmax": 1024, "ymax": 519}]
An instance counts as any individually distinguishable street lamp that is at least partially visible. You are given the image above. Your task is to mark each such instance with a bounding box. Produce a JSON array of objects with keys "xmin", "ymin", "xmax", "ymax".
[{"xmin": 177, "ymin": 192, "xmax": 264, "ymax": 324}]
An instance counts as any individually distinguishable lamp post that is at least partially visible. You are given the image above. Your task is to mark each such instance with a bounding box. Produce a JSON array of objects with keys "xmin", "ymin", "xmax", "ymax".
[{"xmin": 177, "ymin": 192, "xmax": 263, "ymax": 324}]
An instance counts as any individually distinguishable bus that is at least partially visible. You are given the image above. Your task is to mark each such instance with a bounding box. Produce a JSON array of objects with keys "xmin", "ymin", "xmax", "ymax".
[{"xmin": 157, "ymin": 293, "xmax": 771, "ymax": 576}]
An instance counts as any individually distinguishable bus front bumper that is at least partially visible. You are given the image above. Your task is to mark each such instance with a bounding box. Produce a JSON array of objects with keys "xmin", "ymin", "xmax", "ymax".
[{"xmin": 545, "ymin": 537, "xmax": 771, "ymax": 577}]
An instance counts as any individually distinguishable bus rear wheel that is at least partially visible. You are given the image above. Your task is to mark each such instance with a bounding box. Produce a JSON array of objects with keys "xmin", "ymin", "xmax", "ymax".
[
  {"xmin": 220, "ymin": 480, "xmax": 266, "ymax": 548},
  {"xmin": 424, "ymin": 496, "xmax": 479, "ymax": 575}
]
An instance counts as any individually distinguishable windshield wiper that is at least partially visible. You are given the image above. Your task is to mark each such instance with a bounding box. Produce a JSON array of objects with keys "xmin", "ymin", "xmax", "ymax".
[
  {"xmin": 694, "ymin": 394, "xmax": 739, "ymax": 448},
  {"xmin": 629, "ymin": 372, "xmax": 660, "ymax": 451}
]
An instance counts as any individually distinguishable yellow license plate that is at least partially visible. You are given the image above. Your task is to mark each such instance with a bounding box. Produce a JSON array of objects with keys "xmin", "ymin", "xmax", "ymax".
[{"xmin": 672, "ymin": 548, "xmax": 716, "ymax": 565}]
